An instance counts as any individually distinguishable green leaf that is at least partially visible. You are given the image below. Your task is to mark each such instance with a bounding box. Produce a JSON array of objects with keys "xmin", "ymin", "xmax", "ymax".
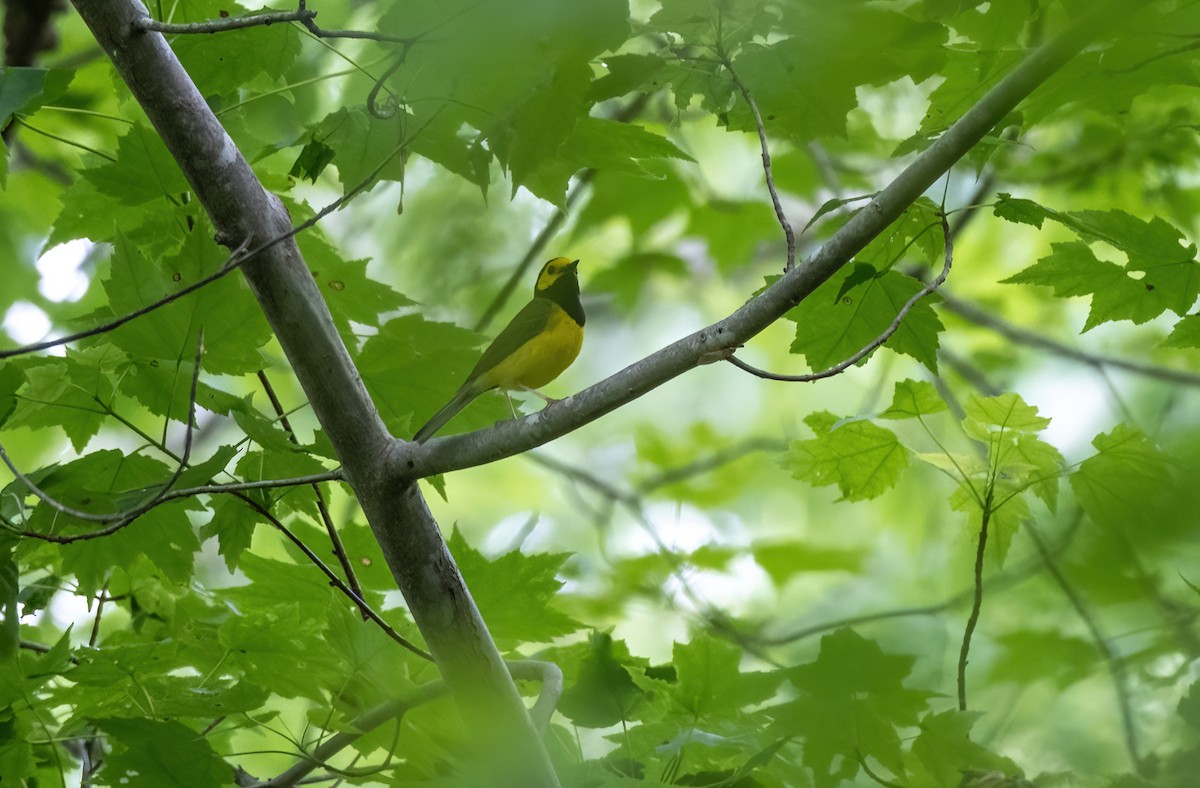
[
  {"xmin": 199, "ymin": 496, "xmax": 260, "ymax": 571},
  {"xmin": 0, "ymin": 713, "xmax": 34, "ymax": 782},
  {"xmin": 68, "ymin": 642, "xmax": 267, "ymax": 720},
  {"xmin": 988, "ymin": 629, "xmax": 1096, "ymax": 689},
  {"xmin": 574, "ymin": 165, "xmax": 690, "ymax": 238},
  {"xmin": 855, "ymin": 197, "xmax": 945, "ymax": 271},
  {"xmin": 0, "ymin": 545, "xmax": 16, "ymax": 661},
  {"xmin": 670, "ymin": 635, "xmax": 781, "ymax": 719},
  {"xmin": 1163, "ymin": 314, "xmax": 1200, "ymax": 349},
  {"xmin": 289, "ymin": 138, "xmax": 335, "ymax": 183},
  {"xmin": 0, "ymin": 362, "xmax": 23, "ymax": 427},
  {"xmin": 119, "ymin": 362, "xmax": 247, "ymax": 423},
  {"xmin": 910, "ymin": 710, "xmax": 1022, "ymax": 788},
  {"xmin": 949, "ymin": 478, "xmax": 1027, "ymax": 566},
  {"xmin": 171, "ymin": 0, "xmax": 301, "ymax": 97},
  {"xmin": 82, "ymin": 123, "xmax": 191, "ymax": 206},
  {"xmin": 1008, "ymin": 433, "xmax": 1064, "ymax": 512},
  {"xmin": 6, "ymin": 347, "xmax": 120, "ymax": 450},
  {"xmin": 1002, "ymin": 210, "xmax": 1200, "ymax": 330},
  {"xmin": 687, "ymin": 199, "xmax": 781, "ymax": 270},
  {"xmin": 784, "ymin": 411, "xmax": 909, "ymax": 502},
  {"xmin": 1180, "ymin": 681, "xmax": 1200, "ymax": 732},
  {"xmin": 306, "ymin": 107, "xmax": 407, "ymax": 196},
  {"xmin": 558, "ymin": 631, "xmax": 648, "ymax": 728},
  {"xmin": 789, "ymin": 264, "xmax": 943, "ymax": 372},
  {"xmin": 95, "ymin": 718, "xmax": 231, "ymax": 788},
  {"xmin": 0, "ymin": 67, "xmax": 73, "ymax": 127},
  {"xmin": 1070, "ymin": 424, "xmax": 1178, "ymax": 532},
  {"xmin": 448, "ymin": 528, "xmax": 580, "ymax": 647},
  {"xmin": 358, "ymin": 314, "xmax": 510, "ymax": 439},
  {"xmin": 98, "ymin": 230, "xmax": 272, "ymax": 374},
  {"xmin": 587, "ymin": 54, "xmax": 668, "ymax": 102},
  {"xmin": 963, "ymin": 392, "xmax": 1050, "ymax": 439},
  {"xmin": 221, "ymin": 553, "xmax": 340, "ymax": 628},
  {"xmin": 375, "ymin": 0, "xmax": 628, "ymax": 195},
  {"xmin": 588, "ymin": 252, "xmax": 688, "ymax": 311},
  {"xmin": 879, "ymin": 379, "xmax": 948, "ymax": 420},
  {"xmin": 993, "ymin": 193, "xmax": 1047, "ymax": 229},
  {"xmin": 773, "ymin": 629, "xmax": 929, "ymax": 787},
  {"xmin": 294, "ymin": 227, "xmax": 414, "ymax": 333},
  {"xmin": 728, "ymin": 7, "xmax": 946, "ymax": 144}
]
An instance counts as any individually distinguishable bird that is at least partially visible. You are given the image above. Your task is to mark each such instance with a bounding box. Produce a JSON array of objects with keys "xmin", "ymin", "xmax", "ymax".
[{"xmin": 412, "ymin": 257, "xmax": 584, "ymax": 443}]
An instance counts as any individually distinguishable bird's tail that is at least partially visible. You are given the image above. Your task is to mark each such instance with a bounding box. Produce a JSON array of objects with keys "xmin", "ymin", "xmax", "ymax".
[{"xmin": 412, "ymin": 386, "xmax": 479, "ymax": 443}]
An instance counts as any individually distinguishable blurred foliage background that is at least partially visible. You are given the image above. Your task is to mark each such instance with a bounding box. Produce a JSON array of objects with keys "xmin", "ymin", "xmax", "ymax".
[{"xmin": 3, "ymin": 0, "xmax": 1200, "ymax": 786}]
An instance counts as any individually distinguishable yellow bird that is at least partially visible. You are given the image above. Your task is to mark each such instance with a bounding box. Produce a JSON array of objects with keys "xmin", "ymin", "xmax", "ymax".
[{"xmin": 412, "ymin": 257, "xmax": 584, "ymax": 443}]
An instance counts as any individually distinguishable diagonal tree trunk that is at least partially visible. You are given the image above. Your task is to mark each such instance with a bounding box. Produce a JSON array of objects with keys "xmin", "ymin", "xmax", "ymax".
[{"xmin": 68, "ymin": 1, "xmax": 560, "ymax": 784}]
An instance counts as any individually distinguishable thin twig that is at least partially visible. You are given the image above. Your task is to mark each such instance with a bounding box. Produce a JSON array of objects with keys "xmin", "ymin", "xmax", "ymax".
[
  {"xmin": 133, "ymin": 8, "xmax": 319, "ymax": 35},
  {"xmin": 132, "ymin": 3, "xmax": 413, "ymax": 44},
  {"xmin": 296, "ymin": 0, "xmax": 414, "ymax": 44},
  {"xmin": 636, "ymin": 437, "xmax": 782, "ymax": 493},
  {"xmin": 527, "ymin": 448, "xmax": 781, "ymax": 665},
  {"xmin": 957, "ymin": 491, "xmax": 993, "ymax": 711},
  {"xmin": 856, "ymin": 752, "xmax": 906, "ymax": 788},
  {"xmin": 232, "ymin": 493, "xmax": 432, "ymax": 661},
  {"xmin": 1027, "ymin": 524, "xmax": 1144, "ymax": 775},
  {"xmin": 943, "ymin": 294, "xmax": 1200, "ymax": 388},
  {"xmin": 1, "ymin": 331, "xmax": 206, "ymax": 524},
  {"xmin": 0, "ymin": 115, "xmax": 429, "ymax": 361},
  {"xmin": 724, "ymin": 59, "xmax": 795, "ymax": 273},
  {"xmin": 256, "ymin": 370, "xmax": 365, "ymax": 611},
  {"xmin": 14, "ymin": 470, "xmax": 345, "ymax": 544},
  {"xmin": 88, "ymin": 580, "xmax": 109, "ymax": 647},
  {"xmin": 727, "ymin": 213, "xmax": 953, "ymax": 382}
]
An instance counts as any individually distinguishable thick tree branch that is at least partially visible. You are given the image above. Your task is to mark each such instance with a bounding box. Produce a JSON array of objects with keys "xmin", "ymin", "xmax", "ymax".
[
  {"xmin": 68, "ymin": 0, "xmax": 557, "ymax": 783},
  {"xmin": 402, "ymin": 0, "xmax": 1129, "ymax": 479}
]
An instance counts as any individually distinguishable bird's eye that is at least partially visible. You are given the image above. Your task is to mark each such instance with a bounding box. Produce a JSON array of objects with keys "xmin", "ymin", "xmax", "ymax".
[{"xmin": 548, "ymin": 266, "xmax": 557, "ymax": 274}]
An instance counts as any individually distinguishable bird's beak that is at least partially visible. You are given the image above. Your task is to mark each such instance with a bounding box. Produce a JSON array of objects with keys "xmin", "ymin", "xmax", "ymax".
[{"xmin": 566, "ymin": 259, "xmax": 580, "ymax": 271}]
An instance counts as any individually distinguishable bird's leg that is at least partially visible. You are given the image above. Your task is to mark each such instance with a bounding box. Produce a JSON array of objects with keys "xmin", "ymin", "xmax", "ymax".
[
  {"xmin": 517, "ymin": 385, "xmax": 561, "ymax": 405},
  {"xmin": 503, "ymin": 390, "xmax": 519, "ymax": 419}
]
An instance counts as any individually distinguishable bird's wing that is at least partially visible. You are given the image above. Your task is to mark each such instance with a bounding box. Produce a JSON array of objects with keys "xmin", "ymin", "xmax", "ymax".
[{"xmin": 466, "ymin": 296, "xmax": 557, "ymax": 386}]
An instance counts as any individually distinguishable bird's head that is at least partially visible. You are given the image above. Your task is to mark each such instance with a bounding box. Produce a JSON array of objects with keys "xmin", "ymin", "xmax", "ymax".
[{"xmin": 534, "ymin": 257, "xmax": 580, "ymax": 294}]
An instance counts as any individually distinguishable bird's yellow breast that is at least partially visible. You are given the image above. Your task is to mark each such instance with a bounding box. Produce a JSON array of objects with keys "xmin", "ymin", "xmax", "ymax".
[{"xmin": 476, "ymin": 305, "xmax": 583, "ymax": 391}]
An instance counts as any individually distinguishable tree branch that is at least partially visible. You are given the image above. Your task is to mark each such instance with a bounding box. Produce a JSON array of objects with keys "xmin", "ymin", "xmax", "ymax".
[
  {"xmin": 403, "ymin": 0, "xmax": 1130, "ymax": 478},
  {"xmin": 69, "ymin": 3, "xmax": 552, "ymax": 781},
  {"xmin": 957, "ymin": 492, "xmax": 992, "ymax": 711},
  {"xmin": 724, "ymin": 59, "xmax": 795, "ymax": 273},
  {"xmin": 133, "ymin": 8, "xmax": 317, "ymax": 35},
  {"xmin": 256, "ymin": 369, "xmax": 365, "ymax": 611},
  {"xmin": 942, "ymin": 293, "xmax": 1200, "ymax": 387},
  {"xmin": 2, "ymin": 331, "xmax": 204, "ymax": 525},
  {"xmin": 131, "ymin": 2, "xmax": 412, "ymax": 44},
  {"xmin": 1027, "ymin": 523, "xmax": 1144, "ymax": 775}
]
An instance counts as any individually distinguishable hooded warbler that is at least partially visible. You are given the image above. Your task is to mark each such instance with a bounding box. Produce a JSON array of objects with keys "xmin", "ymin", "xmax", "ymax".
[{"xmin": 412, "ymin": 257, "xmax": 584, "ymax": 443}]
